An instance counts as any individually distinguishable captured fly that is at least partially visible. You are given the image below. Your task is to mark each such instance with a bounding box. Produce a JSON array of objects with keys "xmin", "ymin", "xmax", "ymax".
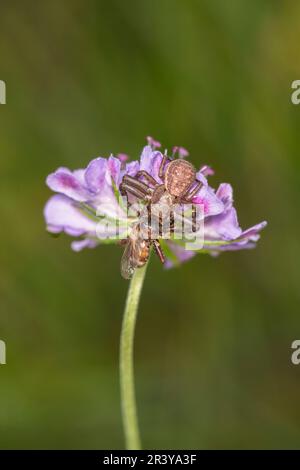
[{"xmin": 120, "ymin": 223, "xmax": 164, "ymax": 279}]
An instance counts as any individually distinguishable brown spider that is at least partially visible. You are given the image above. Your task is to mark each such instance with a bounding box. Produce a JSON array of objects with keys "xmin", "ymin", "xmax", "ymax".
[
  {"xmin": 120, "ymin": 154, "xmax": 202, "ymax": 205},
  {"xmin": 119, "ymin": 155, "xmax": 202, "ymax": 264}
]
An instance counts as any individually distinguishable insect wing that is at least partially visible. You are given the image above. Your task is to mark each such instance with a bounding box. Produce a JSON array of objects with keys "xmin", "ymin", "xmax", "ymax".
[{"xmin": 120, "ymin": 239, "xmax": 138, "ymax": 280}]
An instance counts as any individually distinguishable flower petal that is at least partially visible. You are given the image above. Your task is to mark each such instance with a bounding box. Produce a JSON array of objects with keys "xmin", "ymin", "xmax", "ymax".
[
  {"xmin": 203, "ymin": 220, "xmax": 267, "ymax": 252},
  {"xmin": 204, "ymin": 241, "xmax": 257, "ymax": 253},
  {"xmin": 107, "ymin": 155, "xmax": 122, "ymax": 186},
  {"xmin": 204, "ymin": 207, "xmax": 242, "ymax": 241},
  {"xmin": 164, "ymin": 241, "xmax": 196, "ymax": 268},
  {"xmin": 124, "ymin": 160, "xmax": 140, "ymax": 177},
  {"xmin": 71, "ymin": 239, "xmax": 99, "ymax": 251},
  {"xmin": 46, "ymin": 168, "xmax": 92, "ymax": 202},
  {"xmin": 195, "ymin": 170, "xmax": 208, "ymax": 186},
  {"xmin": 140, "ymin": 145, "xmax": 163, "ymax": 182},
  {"xmin": 239, "ymin": 221, "xmax": 268, "ymax": 241},
  {"xmin": 216, "ymin": 183, "xmax": 233, "ymax": 210},
  {"xmin": 84, "ymin": 157, "xmax": 109, "ymax": 194},
  {"xmin": 44, "ymin": 194, "xmax": 97, "ymax": 236},
  {"xmin": 193, "ymin": 185, "xmax": 224, "ymax": 216}
]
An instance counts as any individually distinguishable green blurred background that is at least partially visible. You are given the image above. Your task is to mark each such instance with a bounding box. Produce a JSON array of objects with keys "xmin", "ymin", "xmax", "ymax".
[{"xmin": 0, "ymin": 0, "xmax": 299, "ymax": 449}]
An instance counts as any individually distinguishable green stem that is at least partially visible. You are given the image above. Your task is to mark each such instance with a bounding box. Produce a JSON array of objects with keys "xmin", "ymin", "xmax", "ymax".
[{"xmin": 120, "ymin": 263, "xmax": 148, "ymax": 450}]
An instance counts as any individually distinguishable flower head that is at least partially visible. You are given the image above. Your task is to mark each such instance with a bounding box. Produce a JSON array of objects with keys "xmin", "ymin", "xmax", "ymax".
[{"xmin": 44, "ymin": 138, "xmax": 267, "ymax": 272}]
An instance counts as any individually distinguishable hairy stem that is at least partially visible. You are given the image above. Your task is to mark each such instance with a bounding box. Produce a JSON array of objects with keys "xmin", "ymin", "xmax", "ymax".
[{"xmin": 120, "ymin": 263, "xmax": 148, "ymax": 450}]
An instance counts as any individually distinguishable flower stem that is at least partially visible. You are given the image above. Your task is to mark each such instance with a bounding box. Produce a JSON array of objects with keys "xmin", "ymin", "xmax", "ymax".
[{"xmin": 120, "ymin": 263, "xmax": 148, "ymax": 450}]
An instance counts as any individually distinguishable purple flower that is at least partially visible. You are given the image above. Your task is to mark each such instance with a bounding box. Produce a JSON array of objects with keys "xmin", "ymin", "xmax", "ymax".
[{"xmin": 44, "ymin": 138, "xmax": 267, "ymax": 267}]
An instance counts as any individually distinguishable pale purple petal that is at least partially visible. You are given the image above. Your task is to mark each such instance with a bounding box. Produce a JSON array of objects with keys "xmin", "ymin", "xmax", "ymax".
[
  {"xmin": 124, "ymin": 160, "xmax": 140, "ymax": 177},
  {"xmin": 216, "ymin": 183, "xmax": 233, "ymax": 210},
  {"xmin": 139, "ymin": 145, "xmax": 163, "ymax": 182},
  {"xmin": 164, "ymin": 242, "xmax": 196, "ymax": 268},
  {"xmin": 239, "ymin": 221, "xmax": 268, "ymax": 240},
  {"xmin": 204, "ymin": 207, "xmax": 242, "ymax": 241},
  {"xmin": 195, "ymin": 171, "xmax": 208, "ymax": 186},
  {"xmin": 205, "ymin": 241, "xmax": 257, "ymax": 254},
  {"xmin": 193, "ymin": 186, "xmax": 224, "ymax": 216},
  {"xmin": 84, "ymin": 157, "xmax": 108, "ymax": 193},
  {"xmin": 93, "ymin": 193, "xmax": 127, "ymax": 220},
  {"xmin": 44, "ymin": 194, "xmax": 97, "ymax": 236},
  {"xmin": 46, "ymin": 168, "xmax": 92, "ymax": 202},
  {"xmin": 71, "ymin": 239, "xmax": 98, "ymax": 252},
  {"xmin": 107, "ymin": 155, "xmax": 122, "ymax": 186},
  {"xmin": 203, "ymin": 221, "xmax": 267, "ymax": 252},
  {"xmin": 73, "ymin": 169, "xmax": 86, "ymax": 185}
]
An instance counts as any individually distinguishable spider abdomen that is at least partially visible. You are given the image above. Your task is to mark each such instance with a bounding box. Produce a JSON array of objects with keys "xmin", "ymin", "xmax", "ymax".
[{"xmin": 164, "ymin": 159, "xmax": 196, "ymax": 198}]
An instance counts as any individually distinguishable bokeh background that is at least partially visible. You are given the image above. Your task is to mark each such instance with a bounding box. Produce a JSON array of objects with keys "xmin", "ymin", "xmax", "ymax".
[{"xmin": 0, "ymin": 0, "xmax": 299, "ymax": 449}]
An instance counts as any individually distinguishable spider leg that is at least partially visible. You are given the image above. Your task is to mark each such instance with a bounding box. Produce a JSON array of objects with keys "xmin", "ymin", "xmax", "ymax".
[
  {"xmin": 183, "ymin": 180, "xmax": 202, "ymax": 202},
  {"xmin": 135, "ymin": 171, "xmax": 159, "ymax": 187},
  {"xmin": 158, "ymin": 208, "xmax": 175, "ymax": 237},
  {"xmin": 158, "ymin": 154, "xmax": 168, "ymax": 180},
  {"xmin": 182, "ymin": 204, "xmax": 198, "ymax": 233},
  {"xmin": 120, "ymin": 182, "xmax": 149, "ymax": 200},
  {"xmin": 159, "ymin": 211, "xmax": 162, "ymax": 237},
  {"xmin": 174, "ymin": 202, "xmax": 198, "ymax": 233},
  {"xmin": 121, "ymin": 175, "xmax": 151, "ymax": 193},
  {"xmin": 152, "ymin": 239, "xmax": 165, "ymax": 263},
  {"xmin": 170, "ymin": 209, "xmax": 175, "ymax": 236},
  {"xmin": 120, "ymin": 175, "xmax": 153, "ymax": 201},
  {"xmin": 192, "ymin": 205, "xmax": 197, "ymax": 233}
]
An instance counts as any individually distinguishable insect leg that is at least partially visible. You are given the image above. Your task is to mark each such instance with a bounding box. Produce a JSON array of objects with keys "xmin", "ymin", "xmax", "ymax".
[{"xmin": 152, "ymin": 240, "xmax": 165, "ymax": 263}]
